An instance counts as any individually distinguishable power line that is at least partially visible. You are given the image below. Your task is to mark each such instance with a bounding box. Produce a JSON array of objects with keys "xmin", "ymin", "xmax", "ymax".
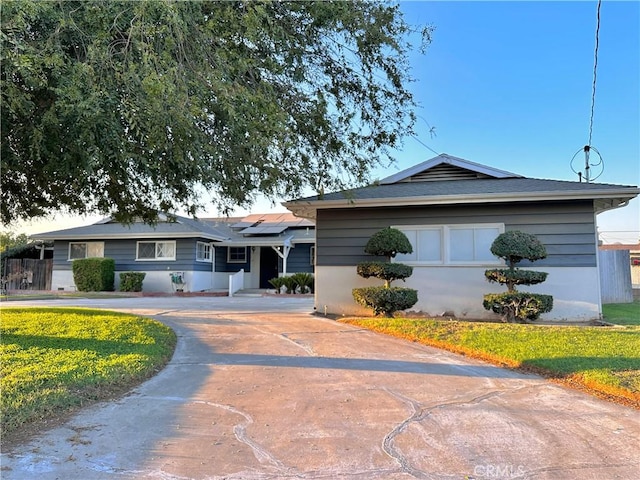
[{"xmin": 588, "ymin": 0, "xmax": 601, "ymax": 147}]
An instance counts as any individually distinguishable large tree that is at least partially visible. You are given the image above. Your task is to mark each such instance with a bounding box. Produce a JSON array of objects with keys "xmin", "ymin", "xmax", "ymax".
[{"xmin": 1, "ymin": 0, "xmax": 429, "ymax": 224}]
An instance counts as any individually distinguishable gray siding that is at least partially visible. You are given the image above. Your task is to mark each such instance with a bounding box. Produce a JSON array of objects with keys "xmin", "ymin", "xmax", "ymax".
[
  {"xmin": 52, "ymin": 238, "xmax": 214, "ymax": 271},
  {"xmin": 214, "ymin": 245, "xmax": 251, "ymax": 272},
  {"xmin": 316, "ymin": 200, "xmax": 597, "ymax": 267},
  {"xmin": 287, "ymin": 243, "xmax": 314, "ymax": 273}
]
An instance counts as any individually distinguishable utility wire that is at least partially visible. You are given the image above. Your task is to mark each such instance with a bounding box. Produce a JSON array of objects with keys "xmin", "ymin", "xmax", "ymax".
[
  {"xmin": 588, "ymin": 0, "xmax": 602, "ymax": 147},
  {"xmin": 411, "ymin": 134, "xmax": 439, "ymax": 156}
]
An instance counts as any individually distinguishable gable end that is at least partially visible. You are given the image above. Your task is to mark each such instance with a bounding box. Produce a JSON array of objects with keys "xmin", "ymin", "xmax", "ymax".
[{"xmin": 398, "ymin": 163, "xmax": 495, "ymax": 182}]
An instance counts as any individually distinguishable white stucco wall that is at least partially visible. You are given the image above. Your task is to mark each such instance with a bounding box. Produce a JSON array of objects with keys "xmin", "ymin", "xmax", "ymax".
[
  {"xmin": 315, "ymin": 265, "xmax": 601, "ymax": 322},
  {"xmin": 51, "ymin": 269, "xmax": 231, "ymax": 293}
]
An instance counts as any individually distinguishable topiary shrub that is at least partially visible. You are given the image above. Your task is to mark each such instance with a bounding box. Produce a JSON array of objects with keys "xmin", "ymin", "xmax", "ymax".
[
  {"xmin": 353, "ymin": 286, "xmax": 418, "ymax": 317},
  {"xmin": 364, "ymin": 227, "xmax": 413, "ymax": 260},
  {"xmin": 353, "ymin": 227, "xmax": 418, "ymax": 317},
  {"xmin": 290, "ymin": 272, "xmax": 314, "ymax": 293},
  {"xmin": 72, "ymin": 258, "xmax": 115, "ymax": 292},
  {"xmin": 357, "ymin": 262, "xmax": 413, "ymax": 287},
  {"xmin": 119, "ymin": 272, "xmax": 146, "ymax": 292},
  {"xmin": 483, "ymin": 230, "xmax": 553, "ymax": 323},
  {"xmin": 483, "ymin": 292, "xmax": 553, "ymax": 323}
]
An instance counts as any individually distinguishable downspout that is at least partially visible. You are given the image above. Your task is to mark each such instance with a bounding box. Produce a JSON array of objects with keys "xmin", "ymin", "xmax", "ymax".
[{"xmin": 594, "ymin": 212, "xmax": 603, "ymax": 319}]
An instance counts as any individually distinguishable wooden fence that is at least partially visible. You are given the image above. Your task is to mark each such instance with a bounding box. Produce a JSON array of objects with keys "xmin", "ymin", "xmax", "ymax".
[
  {"xmin": 2, "ymin": 258, "xmax": 53, "ymax": 291},
  {"xmin": 598, "ymin": 250, "xmax": 632, "ymax": 303}
]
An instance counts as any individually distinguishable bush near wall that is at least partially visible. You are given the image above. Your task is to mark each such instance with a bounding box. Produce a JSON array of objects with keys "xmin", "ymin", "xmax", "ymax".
[
  {"xmin": 119, "ymin": 272, "xmax": 146, "ymax": 292},
  {"xmin": 72, "ymin": 258, "xmax": 115, "ymax": 292}
]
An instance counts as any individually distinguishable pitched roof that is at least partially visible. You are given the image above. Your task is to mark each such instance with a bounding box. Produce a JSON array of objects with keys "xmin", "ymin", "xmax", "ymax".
[
  {"xmin": 284, "ymin": 155, "xmax": 639, "ymax": 219},
  {"xmin": 30, "ymin": 212, "xmax": 315, "ymax": 244},
  {"xmin": 30, "ymin": 214, "xmax": 232, "ymax": 241}
]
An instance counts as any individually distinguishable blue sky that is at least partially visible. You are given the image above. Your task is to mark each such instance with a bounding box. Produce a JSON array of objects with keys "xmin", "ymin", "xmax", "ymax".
[
  {"xmin": 379, "ymin": 0, "xmax": 639, "ymax": 243},
  {"xmin": 16, "ymin": 1, "xmax": 640, "ymax": 243}
]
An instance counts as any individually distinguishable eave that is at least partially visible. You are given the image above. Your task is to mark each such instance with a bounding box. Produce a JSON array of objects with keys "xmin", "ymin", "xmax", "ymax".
[
  {"xmin": 30, "ymin": 232, "xmax": 228, "ymax": 242},
  {"xmin": 284, "ymin": 188, "xmax": 639, "ymax": 220}
]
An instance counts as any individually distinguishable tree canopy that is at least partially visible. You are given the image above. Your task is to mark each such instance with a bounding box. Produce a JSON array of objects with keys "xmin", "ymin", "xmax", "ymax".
[{"xmin": 1, "ymin": 0, "xmax": 430, "ymax": 225}]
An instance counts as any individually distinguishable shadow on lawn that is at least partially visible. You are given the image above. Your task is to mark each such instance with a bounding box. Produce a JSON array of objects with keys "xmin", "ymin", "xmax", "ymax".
[{"xmin": 521, "ymin": 356, "xmax": 640, "ymax": 375}]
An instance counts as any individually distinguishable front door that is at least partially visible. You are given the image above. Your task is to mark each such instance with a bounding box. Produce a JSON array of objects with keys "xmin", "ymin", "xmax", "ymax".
[{"xmin": 259, "ymin": 247, "xmax": 280, "ymax": 288}]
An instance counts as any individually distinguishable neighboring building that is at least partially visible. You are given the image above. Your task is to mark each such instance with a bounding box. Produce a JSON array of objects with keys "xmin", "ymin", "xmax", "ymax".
[
  {"xmin": 284, "ymin": 154, "xmax": 639, "ymax": 321},
  {"xmin": 599, "ymin": 243, "xmax": 640, "ymax": 287},
  {"xmin": 30, "ymin": 212, "xmax": 315, "ymax": 293},
  {"xmin": 599, "ymin": 243, "xmax": 640, "ymax": 302}
]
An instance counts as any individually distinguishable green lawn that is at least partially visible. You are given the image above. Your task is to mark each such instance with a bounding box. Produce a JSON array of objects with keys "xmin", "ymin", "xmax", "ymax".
[
  {"xmin": 1, "ymin": 307, "xmax": 176, "ymax": 439},
  {"xmin": 342, "ymin": 307, "xmax": 640, "ymax": 407},
  {"xmin": 603, "ymin": 300, "xmax": 640, "ymax": 325}
]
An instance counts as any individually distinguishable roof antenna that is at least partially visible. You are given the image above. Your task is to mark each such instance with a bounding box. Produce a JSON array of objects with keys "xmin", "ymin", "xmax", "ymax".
[{"xmin": 570, "ymin": 0, "xmax": 604, "ymax": 183}]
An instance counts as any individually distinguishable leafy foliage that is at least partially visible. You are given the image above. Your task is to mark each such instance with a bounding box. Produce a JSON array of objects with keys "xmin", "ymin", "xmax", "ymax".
[
  {"xmin": 119, "ymin": 272, "xmax": 146, "ymax": 292},
  {"xmin": 483, "ymin": 293, "xmax": 554, "ymax": 323},
  {"xmin": 1, "ymin": 1, "xmax": 430, "ymax": 224},
  {"xmin": 268, "ymin": 276, "xmax": 286, "ymax": 294},
  {"xmin": 356, "ymin": 227, "xmax": 417, "ymax": 315},
  {"xmin": 352, "ymin": 286, "xmax": 418, "ymax": 317},
  {"xmin": 357, "ymin": 261, "xmax": 413, "ymax": 286},
  {"xmin": 0, "ymin": 231, "xmax": 28, "ymax": 251},
  {"xmin": 290, "ymin": 272, "xmax": 314, "ymax": 294},
  {"xmin": 72, "ymin": 258, "xmax": 115, "ymax": 292},
  {"xmin": 483, "ymin": 230, "xmax": 552, "ymax": 322},
  {"xmin": 484, "ymin": 269, "xmax": 548, "ymax": 287},
  {"xmin": 490, "ymin": 230, "xmax": 547, "ymax": 269},
  {"xmin": 282, "ymin": 276, "xmax": 297, "ymax": 294},
  {"xmin": 364, "ymin": 228, "xmax": 414, "ymax": 260}
]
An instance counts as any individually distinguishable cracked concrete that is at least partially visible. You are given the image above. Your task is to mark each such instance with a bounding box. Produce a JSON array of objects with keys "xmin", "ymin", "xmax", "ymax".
[{"xmin": 1, "ymin": 295, "xmax": 639, "ymax": 480}]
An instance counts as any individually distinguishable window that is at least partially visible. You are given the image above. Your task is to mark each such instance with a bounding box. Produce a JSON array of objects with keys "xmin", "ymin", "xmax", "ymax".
[
  {"xmin": 397, "ymin": 228, "xmax": 443, "ymax": 263},
  {"xmin": 310, "ymin": 246, "xmax": 316, "ymax": 266},
  {"xmin": 136, "ymin": 241, "xmax": 176, "ymax": 261},
  {"xmin": 69, "ymin": 242, "xmax": 104, "ymax": 260},
  {"xmin": 394, "ymin": 224, "xmax": 503, "ymax": 265},
  {"xmin": 227, "ymin": 246, "xmax": 247, "ymax": 263},
  {"xmin": 196, "ymin": 242, "xmax": 212, "ymax": 262}
]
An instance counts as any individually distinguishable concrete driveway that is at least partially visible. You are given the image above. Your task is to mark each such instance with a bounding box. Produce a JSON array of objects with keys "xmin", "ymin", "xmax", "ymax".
[{"xmin": 1, "ymin": 296, "xmax": 639, "ymax": 479}]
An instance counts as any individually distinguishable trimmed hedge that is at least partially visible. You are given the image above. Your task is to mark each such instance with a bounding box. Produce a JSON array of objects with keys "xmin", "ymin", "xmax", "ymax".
[
  {"xmin": 119, "ymin": 272, "xmax": 146, "ymax": 292},
  {"xmin": 484, "ymin": 269, "xmax": 548, "ymax": 287},
  {"xmin": 364, "ymin": 227, "xmax": 413, "ymax": 259},
  {"xmin": 353, "ymin": 286, "xmax": 418, "ymax": 317},
  {"xmin": 483, "ymin": 292, "xmax": 553, "ymax": 323},
  {"xmin": 491, "ymin": 230, "xmax": 547, "ymax": 267},
  {"xmin": 72, "ymin": 258, "xmax": 115, "ymax": 292},
  {"xmin": 357, "ymin": 262, "xmax": 413, "ymax": 284}
]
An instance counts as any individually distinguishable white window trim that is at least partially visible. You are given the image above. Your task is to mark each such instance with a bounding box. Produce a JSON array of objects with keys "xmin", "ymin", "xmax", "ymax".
[
  {"xmin": 68, "ymin": 241, "xmax": 104, "ymax": 260},
  {"xmin": 196, "ymin": 241, "xmax": 213, "ymax": 263},
  {"xmin": 227, "ymin": 246, "xmax": 247, "ymax": 264},
  {"xmin": 392, "ymin": 223, "xmax": 505, "ymax": 266},
  {"xmin": 136, "ymin": 240, "xmax": 176, "ymax": 261}
]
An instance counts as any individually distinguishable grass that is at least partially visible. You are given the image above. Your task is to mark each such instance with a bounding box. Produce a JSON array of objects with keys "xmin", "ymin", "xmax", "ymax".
[
  {"xmin": 603, "ymin": 300, "xmax": 640, "ymax": 325},
  {"xmin": 1, "ymin": 307, "xmax": 176, "ymax": 440},
  {"xmin": 342, "ymin": 302, "xmax": 640, "ymax": 408}
]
